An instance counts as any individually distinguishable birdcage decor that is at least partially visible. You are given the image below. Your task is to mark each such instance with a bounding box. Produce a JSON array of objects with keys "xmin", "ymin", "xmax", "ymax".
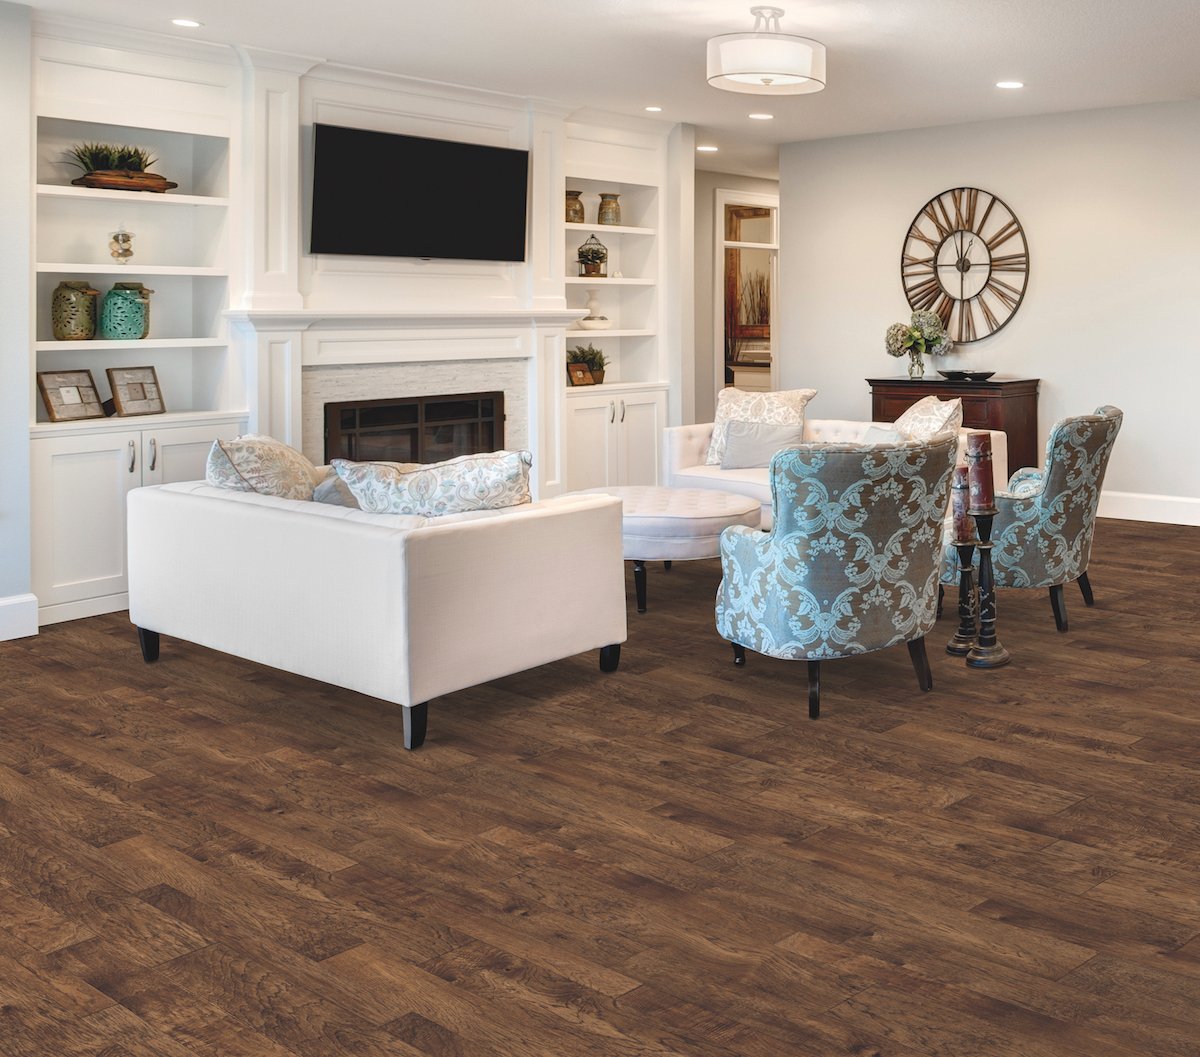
[{"xmin": 576, "ymin": 233, "xmax": 608, "ymax": 277}]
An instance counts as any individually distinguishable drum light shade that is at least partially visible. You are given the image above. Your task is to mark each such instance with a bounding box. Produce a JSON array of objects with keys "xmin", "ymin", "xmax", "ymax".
[{"xmin": 706, "ymin": 7, "xmax": 826, "ymax": 95}]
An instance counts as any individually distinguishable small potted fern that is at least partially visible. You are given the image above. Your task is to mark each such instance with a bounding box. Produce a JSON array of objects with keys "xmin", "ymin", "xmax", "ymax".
[
  {"xmin": 568, "ymin": 344, "xmax": 609, "ymax": 384},
  {"xmin": 67, "ymin": 142, "xmax": 178, "ymax": 193}
]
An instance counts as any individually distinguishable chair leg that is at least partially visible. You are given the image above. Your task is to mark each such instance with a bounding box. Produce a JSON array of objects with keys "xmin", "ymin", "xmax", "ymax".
[
  {"xmin": 136, "ymin": 627, "xmax": 160, "ymax": 663},
  {"xmin": 907, "ymin": 637, "xmax": 933, "ymax": 692},
  {"xmin": 663, "ymin": 560, "xmax": 672, "ymax": 572},
  {"xmin": 403, "ymin": 703, "xmax": 427, "ymax": 750},
  {"xmin": 633, "ymin": 560, "xmax": 648, "ymax": 613},
  {"xmin": 937, "ymin": 584, "xmax": 944, "ymax": 619},
  {"xmin": 599, "ymin": 644, "xmax": 621, "ymax": 672},
  {"xmin": 807, "ymin": 660, "xmax": 820, "ymax": 719},
  {"xmin": 732, "ymin": 642, "xmax": 746, "ymax": 666},
  {"xmin": 1078, "ymin": 571, "xmax": 1095, "ymax": 607},
  {"xmin": 1049, "ymin": 584, "xmax": 1069, "ymax": 632}
]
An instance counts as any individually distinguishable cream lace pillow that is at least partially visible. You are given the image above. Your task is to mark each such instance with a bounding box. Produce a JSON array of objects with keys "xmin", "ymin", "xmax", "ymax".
[
  {"xmin": 706, "ymin": 388, "xmax": 817, "ymax": 466},
  {"xmin": 205, "ymin": 434, "xmax": 320, "ymax": 500},
  {"xmin": 333, "ymin": 450, "xmax": 532, "ymax": 516},
  {"xmin": 894, "ymin": 395, "xmax": 963, "ymax": 441}
]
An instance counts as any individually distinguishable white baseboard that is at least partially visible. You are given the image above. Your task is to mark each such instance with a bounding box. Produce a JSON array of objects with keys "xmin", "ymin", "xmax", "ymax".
[
  {"xmin": 1099, "ymin": 491, "xmax": 1200, "ymax": 527},
  {"xmin": 38, "ymin": 592, "xmax": 129, "ymax": 626},
  {"xmin": 0, "ymin": 593, "xmax": 39, "ymax": 640}
]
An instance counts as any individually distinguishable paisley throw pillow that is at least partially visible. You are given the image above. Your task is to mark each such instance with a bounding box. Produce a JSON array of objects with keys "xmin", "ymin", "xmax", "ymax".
[
  {"xmin": 706, "ymin": 388, "xmax": 817, "ymax": 466},
  {"xmin": 894, "ymin": 395, "xmax": 963, "ymax": 441},
  {"xmin": 333, "ymin": 450, "xmax": 533, "ymax": 516},
  {"xmin": 206, "ymin": 434, "xmax": 320, "ymax": 501}
]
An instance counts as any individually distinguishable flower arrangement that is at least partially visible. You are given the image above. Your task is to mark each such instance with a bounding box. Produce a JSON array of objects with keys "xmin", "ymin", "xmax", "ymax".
[{"xmin": 885, "ymin": 309, "xmax": 954, "ymax": 378}]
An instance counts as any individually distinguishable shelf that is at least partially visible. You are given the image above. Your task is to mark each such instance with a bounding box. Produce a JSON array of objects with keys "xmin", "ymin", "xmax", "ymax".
[
  {"xmin": 37, "ymin": 264, "xmax": 228, "ymax": 277},
  {"xmin": 565, "ymin": 277, "xmax": 654, "ymax": 286},
  {"xmin": 566, "ymin": 329, "xmax": 655, "ymax": 338},
  {"xmin": 35, "ymin": 338, "xmax": 228, "ymax": 351},
  {"xmin": 37, "ymin": 184, "xmax": 229, "ymax": 207},
  {"xmin": 564, "ymin": 380, "xmax": 669, "ymax": 396},
  {"xmin": 30, "ymin": 408, "xmax": 248, "ymax": 438},
  {"xmin": 565, "ymin": 222, "xmax": 655, "ymax": 237}
]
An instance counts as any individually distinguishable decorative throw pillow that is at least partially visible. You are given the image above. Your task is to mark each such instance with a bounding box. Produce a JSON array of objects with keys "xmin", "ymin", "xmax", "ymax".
[
  {"xmin": 312, "ymin": 470, "xmax": 363, "ymax": 508},
  {"xmin": 206, "ymin": 434, "xmax": 319, "ymax": 501},
  {"xmin": 894, "ymin": 395, "xmax": 963, "ymax": 441},
  {"xmin": 333, "ymin": 450, "xmax": 533, "ymax": 516},
  {"xmin": 720, "ymin": 420, "xmax": 807, "ymax": 470},
  {"xmin": 706, "ymin": 388, "xmax": 817, "ymax": 466},
  {"xmin": 862, "ymin": 426, "xmax": 906, "ymax": 445}
]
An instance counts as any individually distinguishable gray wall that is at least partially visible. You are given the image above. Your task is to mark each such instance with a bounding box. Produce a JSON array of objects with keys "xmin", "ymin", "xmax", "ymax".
[
  {"xmin": 693, "ymin": 169, "xmax": 779, "ymax": 423},
  {"xmin": 0, "ymin": 2, "xmax": 31, "ymax": 611},
  {"xmin": 778, "ymin": 100, "xmax": 1200, "ymax": 521}
]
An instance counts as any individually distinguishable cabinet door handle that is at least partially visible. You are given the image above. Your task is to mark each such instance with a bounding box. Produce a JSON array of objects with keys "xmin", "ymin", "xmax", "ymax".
[
  {"xmin": 609, "ymin": 400, "xmax": 615, "ymax": 424},
  {"xmin": 128, "ymin": 439, "xmax": 136, "ymax": 474},
  {"xmin": 148, "ymin": 437, "xmax": 157, "ymax": 472},
  {"xmin": 620, "ymin": 400, "xmax": 626, "ymax": 423}
]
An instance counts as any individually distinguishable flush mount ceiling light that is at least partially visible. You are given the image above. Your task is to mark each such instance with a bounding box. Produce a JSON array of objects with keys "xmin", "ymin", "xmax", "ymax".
[
  {"xmin": 644, "ymin": 106, "xmax": 663, "ymax": 112},
  {"xmin": 707, "ymin": 6, "xmax": 826, "ymax": 95},
  {"xmin": 696, "ymin": 145, "xmax": 720, "ymax": 152},
  {"xmin": 171, "ymin": 18, "xmax": 202, "ymax": 27},
  {"xmin": 995, "ymin": 80, "xmax": 1024, "ymax": 89},
  {"xmin": 748, "ymin": 112, "xmax": 774, "ymax": 120}
]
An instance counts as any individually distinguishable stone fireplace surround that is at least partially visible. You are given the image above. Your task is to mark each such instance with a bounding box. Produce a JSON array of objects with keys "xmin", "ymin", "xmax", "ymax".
[{"xmin": 227, "ymin": 309, "xmax": 583, "ymax": 497}]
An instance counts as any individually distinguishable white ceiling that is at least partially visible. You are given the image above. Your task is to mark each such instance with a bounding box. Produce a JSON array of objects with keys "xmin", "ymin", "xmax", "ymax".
[{"xmin": 23, "ymin": 0, "xmax": 1200, "ymax": 177}]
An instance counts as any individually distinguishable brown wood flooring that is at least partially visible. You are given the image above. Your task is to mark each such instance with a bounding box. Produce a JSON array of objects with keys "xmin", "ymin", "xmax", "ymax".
[{"xmin": 1, "ymin": 516, "xmax": 1199, "ymax": 1056}]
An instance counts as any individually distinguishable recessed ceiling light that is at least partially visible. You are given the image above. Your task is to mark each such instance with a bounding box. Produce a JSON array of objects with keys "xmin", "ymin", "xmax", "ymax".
[
  {"xmin": 995, "ymin": 80, "xmax": 1024, "ymax": 89},
  {"xmin": 171, "ymin": 18, "xmax": 203, "ymax": 28},
  {"xmin": 644, "ymin": 106, "xmax": 663, "ymax": 113},
  {"xmin": 748, "ymin": 113, "xmax": 774, "ymax": 120},
  {"xmin": 696, "ymin": 145, "xmax": 719, "ymax": 153}
]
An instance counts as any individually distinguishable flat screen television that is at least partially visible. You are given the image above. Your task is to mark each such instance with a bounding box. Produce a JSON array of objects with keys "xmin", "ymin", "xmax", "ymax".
[{"xmin": 310, "ymin": 124, "xmax": 529, "ymax": 262}]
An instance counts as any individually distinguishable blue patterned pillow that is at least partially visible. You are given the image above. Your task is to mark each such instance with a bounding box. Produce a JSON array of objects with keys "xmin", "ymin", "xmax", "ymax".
[{"xmin": 333, "ymin": 450, "xmax": 532, "ymax": 516}]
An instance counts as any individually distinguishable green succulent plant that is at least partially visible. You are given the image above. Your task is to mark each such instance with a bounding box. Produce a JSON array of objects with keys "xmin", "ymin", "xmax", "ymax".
[{"xmin": 66, "ymin": 142, "xmax": 158, "ymax": 174}]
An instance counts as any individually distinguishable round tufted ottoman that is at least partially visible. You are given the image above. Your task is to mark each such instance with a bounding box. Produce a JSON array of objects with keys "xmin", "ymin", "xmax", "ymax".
[{"xmin": 580, "ymin": 486, "xmax": 761, "ymax": 612}]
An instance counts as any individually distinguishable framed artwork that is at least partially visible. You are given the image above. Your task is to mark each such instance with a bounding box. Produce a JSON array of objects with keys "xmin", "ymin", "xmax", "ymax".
[
  {"xmin": 36, "ymin": 369, "xmax": 106, "ymax": 422},
  {"xmin": 106, "ymin": 366, "xmax": 166, "ymax": 416},
  {"xmin": 567, "ymin": 363, "xmax": 595, "ymax": 386}
]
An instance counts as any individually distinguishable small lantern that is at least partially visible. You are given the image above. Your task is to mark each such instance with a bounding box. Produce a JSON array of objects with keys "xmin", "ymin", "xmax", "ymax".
[{"xmin": 576, "ymin": 233, "xmax": 608, "ymax": 278}]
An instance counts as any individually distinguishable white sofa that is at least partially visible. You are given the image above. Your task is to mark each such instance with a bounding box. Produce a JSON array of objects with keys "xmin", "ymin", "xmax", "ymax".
[
  {"xmin": 663, "ymin": 419, "xmax": 1009, "ymax": 529},
  {"xmin": 127, "ymin": 482, "xmax": 628, "ymax": 749}
]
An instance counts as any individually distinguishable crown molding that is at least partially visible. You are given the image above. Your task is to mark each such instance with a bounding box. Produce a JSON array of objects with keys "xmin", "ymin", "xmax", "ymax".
[{"xmin": 32, "ymin": 13, "xmax": 239, "ymax": 66}]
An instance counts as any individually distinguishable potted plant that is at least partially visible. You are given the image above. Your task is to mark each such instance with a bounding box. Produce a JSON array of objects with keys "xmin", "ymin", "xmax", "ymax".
[
  {"xmin": 885, "ymin": 309, "xmax": 954, "ymax": 378},
  {"xmin": 576, "ymin": 234, "xmax": 608, "ymax": 277},
  {"xmin": 66, "ymin": 142, "xmax": 178, "ymax": 193},
  {"xmin": 568, "ymin": 344, "xmax": 609, "ymax": 384}
]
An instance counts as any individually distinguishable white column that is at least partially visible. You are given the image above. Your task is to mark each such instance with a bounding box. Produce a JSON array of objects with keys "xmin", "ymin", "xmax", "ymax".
[
  {"xmin": 0, "ymin": 2, "xmax": 37, "ymax": 640},
  {"xmin": 527, "ymin": 103, "xmax": 569, "ymax": 312},
  {"xmin": 229, "ymin": 316, "xmax": 310, "ymax": 448},
  {"xmin": 235, "ymin": 47, "xmax": 321, "ymax": 311}
]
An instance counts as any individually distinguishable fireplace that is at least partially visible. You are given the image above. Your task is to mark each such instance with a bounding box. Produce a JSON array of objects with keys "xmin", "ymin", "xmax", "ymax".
[{"xmin": 323, "ymin": 391, "xmax": 504, "ymax": 464}]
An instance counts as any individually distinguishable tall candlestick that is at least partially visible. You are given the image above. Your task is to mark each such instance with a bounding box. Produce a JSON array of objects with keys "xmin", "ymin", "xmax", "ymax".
[
  {"xmin": 966, "ymin": 431, "xmax": 995, "ymax": 510},
  {"xmin": 966, "ymin": 509, "xmax": 1011, "ymax": 668}
]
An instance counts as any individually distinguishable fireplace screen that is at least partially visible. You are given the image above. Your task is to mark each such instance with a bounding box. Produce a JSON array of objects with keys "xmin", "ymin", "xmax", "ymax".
[{"xmin": 324, "ymin": 392, "xmax": 504, "ymax": 464}]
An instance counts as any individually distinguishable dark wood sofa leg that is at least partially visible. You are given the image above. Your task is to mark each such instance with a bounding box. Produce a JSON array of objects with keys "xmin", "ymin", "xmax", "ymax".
[
  {"xmin": 907, "ymin": 637, "xmax": 933, "ymax": 692},
  {"xmin": 1078, "ymin": 571, "xmax": 1095, "ymax": 607},
  {"xmin": 599, "ymin": 644, "xmax": 621, "ymax": 672},
  {"xmin": 937, "ymin": 584, "xmax": 944, "ymax": 619},
  {"xmin": 137, "ymin": 627, "xmax": 160, "ymax": 663},
  {"xmin": 403, "ymin": 702, "xmax": 428, "ymax": 750},
  {"xmin": 808, "ymin": 660, "xmax": 820, "ymax": 719},
  {"xmin": 1050, "ymin": 583, "xmax": 1069, "ymax": 632},
  {"xmin": 732, "ymin": 642, "xmax": 746, "ymax": 666},
  {"xmin": 633, "ymin": 561, "xmax": 648, "ymax": 613}
]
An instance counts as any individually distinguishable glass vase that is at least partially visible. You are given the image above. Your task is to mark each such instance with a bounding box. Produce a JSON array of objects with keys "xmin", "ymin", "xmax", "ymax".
[{"xmin": 908, "ymin": 352, "xmax": 925, "ymax": 379}]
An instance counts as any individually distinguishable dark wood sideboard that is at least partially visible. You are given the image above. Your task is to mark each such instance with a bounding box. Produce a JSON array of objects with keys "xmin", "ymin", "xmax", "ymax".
[{"xmin": 867, "ymin": 376, "xmax": 1041, "ymax": 472}]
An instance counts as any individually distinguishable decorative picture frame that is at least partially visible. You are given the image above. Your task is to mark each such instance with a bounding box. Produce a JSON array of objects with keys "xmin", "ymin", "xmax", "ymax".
[
  {"xmin": 36, "ymin": 369, "xmax": 106, "ymax": 422},
  {"xmin": 106, "ymin": 365, "xmax": 166, "ymax": 416},
  {"xmin": 567, "ymin": 363, "xmax": 595, "ymax": 386}
]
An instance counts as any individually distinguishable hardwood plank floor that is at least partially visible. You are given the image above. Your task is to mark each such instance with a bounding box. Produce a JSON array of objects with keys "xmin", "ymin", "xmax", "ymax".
[{"xmin": 1, "ymin": 516, "xmax": 1198, "ymax": 1056}]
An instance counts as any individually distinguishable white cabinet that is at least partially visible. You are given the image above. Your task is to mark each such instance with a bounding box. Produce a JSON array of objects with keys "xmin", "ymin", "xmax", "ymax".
[
  {"xmin": 31, "ymin": 418, "xmax": 243, "ymax": 623},
  {"xmin": 566, "ymin": 388, "xmax": 666, "ymax": 491}
]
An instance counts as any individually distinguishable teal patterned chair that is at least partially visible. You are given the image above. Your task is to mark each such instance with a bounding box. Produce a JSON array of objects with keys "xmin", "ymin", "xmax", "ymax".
[
  {"xmin": 716, "ymin": 435, "xmax": 957, "ymax": 718},
  {"xmin": 940, "ymin": 405, "xmax": 1122, "ymax": 632}
]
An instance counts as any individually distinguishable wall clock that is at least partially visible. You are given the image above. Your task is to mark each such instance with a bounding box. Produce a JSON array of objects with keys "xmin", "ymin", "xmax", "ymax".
[{"xmin": 901, "ymin": 187, "xmax": 1029, "ymax": 343}]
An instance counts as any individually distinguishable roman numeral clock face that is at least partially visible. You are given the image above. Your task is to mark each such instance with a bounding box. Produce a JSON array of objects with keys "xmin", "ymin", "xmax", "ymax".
[{"xmin": 901, "ymin": 187, "xmax": 1029, "ymax": 342}]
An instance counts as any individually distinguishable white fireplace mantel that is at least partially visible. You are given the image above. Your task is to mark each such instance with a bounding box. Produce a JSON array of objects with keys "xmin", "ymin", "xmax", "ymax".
[{"xmin": 226, "ymin": 307, "xmax": 585, "ymax": 497}]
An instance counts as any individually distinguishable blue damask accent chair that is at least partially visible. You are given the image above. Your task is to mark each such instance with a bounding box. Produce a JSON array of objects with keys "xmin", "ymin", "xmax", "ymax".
[
  {"xmin": 940, "ymin": 405, "xmax": 1123, "ymax": 631},
  {"xmin": 717, "ymin": 435, "xmax": 957, "ymax": 718}
]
